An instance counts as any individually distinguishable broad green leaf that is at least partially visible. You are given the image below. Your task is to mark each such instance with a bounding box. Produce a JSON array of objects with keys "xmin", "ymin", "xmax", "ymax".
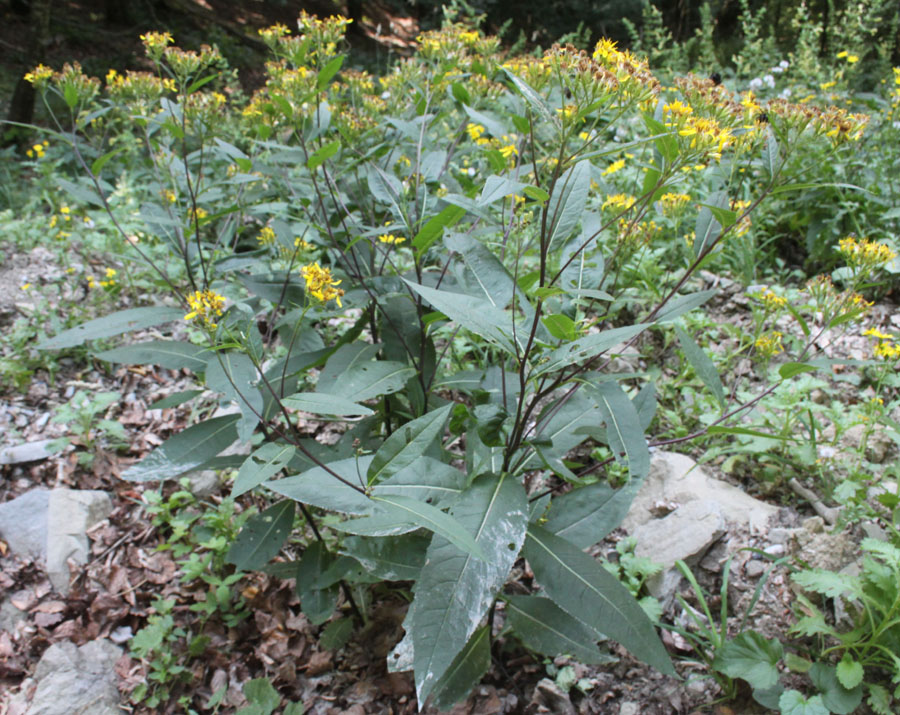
[
  {"xmin": 368, "ymin": 166, "xmax": 403, "ymax": 217},
  {"xmin": 206, "ymin": 352, "xmax": 263, "ymax": 443},
  {"xmin": 226, "ymin": 501, "xmax": 294, "ymax": 571},
  {"xmin": 523, "ymin": 185, "xmax": 550, "ymax": 202},
  {"xmin": 462, "ymin": 105, "xmax": 507, "ymax": 139},
  {"xmin": 779, "ymin": 362, "xmax": 818, "ymax": 379},
  {"xmin": 405, "ymin": 280, "xmax": 516, "ymax": 354},
  {"xmin": 373, "ymin": 494, "xmax": 487, "ymax": 561},
  {"xmin": 241, "ymin": 677, "xmax": 280, "ymax": 715},
  {"xmin": 778, "ymin": 691, "xmax": 829, "ymax": 715},
  {"xmin": 306, "ymin": 140, "xmax": 340, "ymax": 170},
  {"xmin": 524, "ymin": 524, "xmax": 674, "ymax": 675},
  {"xmin": 57, "ymin": 177, "xmax": 104, "ymax": 207},
  {"xmin": 589, "ymin": 381, "xmax": 650, "ymax": 479},
  {"xmin": 412, "ymin": 204, "xmax": 466, "ymax": 252},
  {"xmin": 340, "ymin": 533, "xmax": 429, "ymax": 581},
  {"xmin": 413, "ymin": 474, "xmax": 527, "ymax": 702},
  {"xmin": 233, "ymin": 443, "xmax": 296, "ymax": 497},
  {"xmin": 866, "ymin": 684, "xmax": 891, "ymax": 715},
  {"xmin": 122, "ymin": 414, "xmax": 239, "ymax": 482},
  {"xmin": 643, "ymin": 116, "xmax": 677, "ymax": 164},
  {"xmin": 38, "ymin": 306, "xmax": 184, "ymax": 349},
  {"xmin": 315, "ymin": 343, "xmax": 380, "ymax": 394},
  {"xmin": 266, "ymin": 456, "xmax": 374, "ymax": 515},
  {"xmin": 764, "ymin": 127, "xmax": 779, "ymax": 176},
  {"xmin": 532, "ymin": 324, "xmax": 648, "ymax": 377},
  {"xmin": 444, "ymin": 232, "xmax": 515, "ymax": 309},
  {"xmin": 478, "ymin": 175, "xmax": 527, "ymax": 207},
  {"xmin": 282, "ymin": 392, "xmax": 374, "ymax": 417},
  {"xmin": 94, "ymin": 340, "xmax": 208, "ymax": 372},
  {"xmin": 547, "ymin": 161, "xmax": 590, "ymax": 249},
  {"xmin": 506, "ymin": 595, "xmax": 614, "ymax": 664},
  {"xmin": 542, "ymin": 314, "xmax": 577, "ymax": 341},
  {"xmin": 331, "ymin": 511, "xmax": 421, "ymax": 537},
  {"xmin": 372, "ymin": 457, "xmax": 465, "ymax": 507},
  {"xmin": 429, "ymin": 626, "xmax": 491, "ymax": 710},
  {"xmin": 296, "ymin": 542, "xmax": 338, "ymax": 625},
  {"xmin": 320, "ymin": 360, "xmax": 415, "ymax": 402},
  {"xmin": 91, "ymin": 146, "xmax": 127, "ymax": 176},
  {"xmin": 712, "ymin": 631, "xmax": 783, "ymax": 691},
  {"xmin": 544, "ymin": 477, "xmax": 645, "ymax": 549},
  {"xmin": 652, "ymin": 290, "xmax": 717, "ymax": 323},
  {"xmin": 674, "ymin": 325, "xmax": 725, "ymax": 409},
  {"xmin": 809, "ymin": 662, "xmax": 863, "ymax": 714},
  {"xmin": 368, "ymin": 405, "xmax": 453, "ymax": 484}
]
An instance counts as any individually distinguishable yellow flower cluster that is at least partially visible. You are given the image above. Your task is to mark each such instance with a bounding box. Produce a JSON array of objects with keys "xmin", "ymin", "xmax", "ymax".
[
  {"xmin": 602, "ymin": 194, "xmax": 636, "ymax": 211},
  {"xmin": 184, "ymin": 289, "xmax": 226, "ymax": 328},
  {"xmin": 618, "ymin": 218, "xmax": 660, "ymax": 246},
  {"xmin": 257, "ymin": 226, "xmax": 277, "ymax": 246},
  {"xmin": 838, "ymin": 236, "xmax": 897, "ymax": 270},
  {"xmin": 836, "ymin": 50, "xmax": 859, "ymax": 64},
  {"xmin": 24, "ymin": 64, "xmax": 54, "ymax": 88},
  {"xmin": 755, "ymin": 331, "xmax": 784, "ymax": 358},
  {"xmin": 88, "ymin": 267, "xmax": 117, "ymax": 290},
  {"xmin": 730, "ymin": 199, "xmax": 752, "ymax": 236},
  {"xmin": 659, "ymin": 192, "xmax": 691, "ymax": 215},
  {"xmin": 106, "ymin": 68, "xmax": 176, "ymax": 103},
  {"xmin": 140, "ymin": 32, "xmax": 174, "ymax": 59},
  {"xmin": 863, "ymin": 328, "xmax": 900, "ymax": 361},
  {"xmin": 601, "ymin": 159, "xmax": 625, "ymax": 176},
  {"xmin": 300, "ymin": 262, "xmax": 344, "ymax": 307},
  {"xmin": 26, "ymin": 140, "xmax": 49, "ymax": 159},
  {"xmin": 756, "ymin": 290, "xmax": 788, "ymax": 311},
  {"xmin": 378, "ymin": 234, "xmax": 406, "ymax": 245}
]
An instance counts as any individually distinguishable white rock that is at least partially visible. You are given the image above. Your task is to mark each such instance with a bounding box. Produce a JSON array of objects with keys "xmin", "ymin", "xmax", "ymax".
[
  {"xmin": 26, "ymin": 639, "xmax": 123, "ymax": 715},
  {"xmin": 46, "ymin": 489, "xmax": 112, "ymax": 594},
  {"xmin": 0, "ymin": 440, "xmax": 59, "ymax": 465},
  {"xmin": 0, "ymin": 488, "xmax": 50, "ymax": 560}
]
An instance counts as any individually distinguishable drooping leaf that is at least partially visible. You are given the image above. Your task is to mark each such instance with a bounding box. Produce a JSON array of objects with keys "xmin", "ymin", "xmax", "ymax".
[
  {"xmin": 319, "ymin": 360, "xmax": 415, "ymax": 402},
  {"xmin": 340, "ymin": 534, "xmax": 430, "ymax": 581},
  {"xmin": 412, "ymin": 474, "xmax": 528, "ymax": 703},
  {"xmin": 712, "ymin": 631, "xmax": 783, "ymax": 691},
  {"xmin": 373, "ymin": 494, "xmax": 487, "ymax": 560},
  {"xmin": 412, "ymin": 204, "xmax": 466, "ymax": 253},
  {"xmin": 266, "ymin": 457, "xmax": 373, "ymax": 514},
  {"xmin": 148, "ymin": 389, "xmax": 204, "ymax": 409},
  {"xmin": 524, "ymin": 524, "xmax": 674, "ymax": 675},
  {"xmin": 779, "ymin": 362, "xmax": 818, "ymax": 380},
  {"xmin": 544, "ymin": 476, "xmax": 645, "ymax": 549},
  {"xmin": 589, "ymin": 381, "xmax": 650, "ymax": 479},
  {"xmin": 206, "ymin": 352, "xmax": 263, "ymax": 443},
  {"xmin": 226, "ymin": 501, "xmax": 294, "ymax": 571},
  {"xmin": 547, "ymin": 161, "xmax": 590, "ymax": 249},
  {"xmin": 282, "ymin": 392, "xmax": 374, "ymax": 417},
  {"xmin": 122, "ymin": 414, "xmax": 239, "ymax": 482},
  {"xmin": 94, "ymin": 340, "xmax": 208, "ymax": 372},
  {"xmin": 693, "ymin": 190, "xmax": 728, "ymax": 257},
  {"xmin": 38, "ymin": 306, "xmax": 184, "ymax": 350},
  {"xmin": 532, "ymin": 324, "xmax": 648, "ymax": 377},
  {"xmin": 307, "ymin": 140, "xmax": 340, "ymax": 170},
  {"xmin": 674, "ymin": 325, "xmax": 725, "ymax": 409},
  {"xmin": 505, "ymin": 595, "xmax": 614, "ymax": 665},
  {"xmin": 500, "ymin": 69, "xmax": 553, "ymax": 123},
  {"xmin": 429, "ymin": 626, "xmax": 492, "ymax": 710},
  {"xmin": 368, "ymin": 404, "xmax": 453, "ymax": 484},
  {"xmin": 652, "ymin": 290, "xmax": 717, "ymax": 324},
  {"xmin": 233, "ymin": 443, "xmax": 296, "ymax": 497},
  {"xmin": 296, "ymin": 542, "xmax": 338, "ymax": 625}
]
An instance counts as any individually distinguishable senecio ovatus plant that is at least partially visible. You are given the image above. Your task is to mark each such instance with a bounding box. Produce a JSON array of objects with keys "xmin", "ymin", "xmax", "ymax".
[{"xmin": 28, "ymin": 17, "xmax": 889, "ymax": 709}]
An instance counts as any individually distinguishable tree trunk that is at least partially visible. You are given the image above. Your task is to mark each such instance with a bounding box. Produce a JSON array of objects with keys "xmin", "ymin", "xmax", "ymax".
[{"xmin": 3, "ymin": 0, "xmax": 53, "ymax": 146}]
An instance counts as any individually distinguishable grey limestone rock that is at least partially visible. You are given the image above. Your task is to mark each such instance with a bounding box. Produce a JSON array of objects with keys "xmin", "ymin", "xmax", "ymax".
[{"xmin": 27, "ymin": 639, "xmax": 124, "ymax": 715}]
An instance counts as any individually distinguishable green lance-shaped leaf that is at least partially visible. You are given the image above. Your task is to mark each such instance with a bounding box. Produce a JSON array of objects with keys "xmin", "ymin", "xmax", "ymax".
[
  {"xmin": 478, "ymin": 175, "xmax": 527, "ymax": 207},
  {"xmin": 712, "ymin": 630, "xmax": 783, "ymax": 691},
  {"xmin": 505, "ymin": 595, "xmax": 615, "ymax": 665},
  {"xmin": 412, "ymin": 474, "xmax": 528, "ymax": 703},
  {"xmin": 122, "ymin": 414, "xmax": 239, "ymax": 482},
  {"xmin": 371, "ymin": 457, "xmax": 465, "ymax": 508},
  {"xmin": 544, "ymin": 476, "xmax": 646, "ymax": 549},
  {"xmin": 340, "ymin": 533, "xmax": 430, "ymax": 581},
  {"xmin": 693, "ymin": 190, "xmax": 729, "ymax": 257},
  {"xmin": 412, "ymin": 204, "xmax": 466, "ymax": 253},
  {"xmin": 652, "ymin": 289, "xmax": 717, "ymax": 323},
  {"xmin": 524, "ymin": 524, "xmax": 674, "ymax": 675},
  {"xmin": 531, "ymin": 324, "xmax": 648, "ymax": 377},
  {"xmin": 306, "ymin": 139, "xmax": 340, "ymax": 170},
  {"xmin": 282, "ymin": 392, "xmax": 374, "ymax": 417},
  {"xmin": 368, "ymin": 404, "xmax": 453, "ymax": 485},
  {"xmin": 547, "ymin": 160, "xmax": 591, "ymax": 249},
  {"xmin": 674, "ymin": 324, "xmax": 725, "ymax": 409},
  {"xmin": 296, "ymin": 541, "xmax": 338, "ymax": 626},
  {"xmin": 588, "ymin": 381, "xmax": 650, "ymax": 480},
  {"xmin": 404, "ymin": 280, "xmax": 518, "ymax": 354},
  {"xmin": 206, "ymin": 352, "xmax": 263, "ymax": 443},
  {"xmin": 428, "ymin": 626, "xmax": 492, "ymax": 710},
  {"xmin": 320, "ymin": 359, "xmax": 416, "ymax": 402},
  {"xmin": 226, "ymin": 500, "xmax": 294, "ymax": 571},
  {"xmin": 316, "ymin": 55, "xmax": 344, "ymax": 89},
  {"xmin": 232, "ymin": 443, "xmax": 296, "ymax": 497},
  {"xmin": 265, "ymin": 456, "xmax": 374, "ymax": 515},
  {"xmin": 38, "ymin": 306, "xmax": 184, "ymax": 350},
  {"xmin": 500, "ymin": 68, "xmax": 554, "ymax": 123},
  {"xmin": 372, "ymin": 494, "xmax": 486, "ymax": 560},
  {"xmin": 94, "ymin": 340, "xmax": 208, "ymax": 372},
  {"xmin": 764, "ymin": 126, "xmax": 780, "ymax": 177}
]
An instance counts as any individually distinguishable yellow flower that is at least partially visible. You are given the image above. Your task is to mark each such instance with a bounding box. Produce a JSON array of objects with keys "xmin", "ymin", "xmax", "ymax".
[
  {"xmin": 300, "ymin": 262, "xmax": 344, "ymax": 307},
  {"xmin": 838, "ymin": 236, "xmax": 897, "ymax": 269},
  {"xmin": 60, "ymin": 206, "xmax": 70, "ymax": 215},
  {"xmin": 756, "ymin": 290, "xmax": 788, "ymax": 311},
  {"xmin": 499, "ymin": 144, "xmax": 517, "ymax": 160},
  {"xmin": 602, "ymin": 194, "xmax": 636, "ymax": 211},
  {"xmin": 466, "ymin": 123, "xmax": 485, "ymax": 142},
  {"xmin": 378, "ymin": 234, "xmax": 406, "ymax": 245},
  {"xmin": 24, "ymin": 64, "xmax": 54, "ymax": 87},
  {"xmin": 659, "ymin": 192, "xmax": 691, "ymax": 215},
  {"xmin": 162, "ymin": 189, "xmax": 177, "ymax": 203},
  {"xmin": 257, "ymin": 226, "xmax": 277, "ymax": 246},
  {"xmin": 140, "ymin": 31, "xmax": 174, "ymax": 60},
  {"xmin": 836, "ymin": 51, "xmax": 848, "ymax": 59},
  {"xmin": 105, "ymin": 267, "xmax": 117, "ymax": 279},
  {"xmin": 863, "ymin": 327, "xmax": 894, "ymax": 340},
  {"xmin": 184, "ymin": 289, "xmax": 226, "ymax": 328},
  {"xmin": 601, "ymin": 159, "xmax": 625, "ymax": 176},
  {"xmin": 874, "ymin": 342, "xmax": 900, "ymax": 360},
  {"xmin": 755, "ymin": 331, "xmax": 784, "ymax": 358},
  {"xmin": 20, "ymin": 283, "xmax": 31, "ymax": 291}
]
